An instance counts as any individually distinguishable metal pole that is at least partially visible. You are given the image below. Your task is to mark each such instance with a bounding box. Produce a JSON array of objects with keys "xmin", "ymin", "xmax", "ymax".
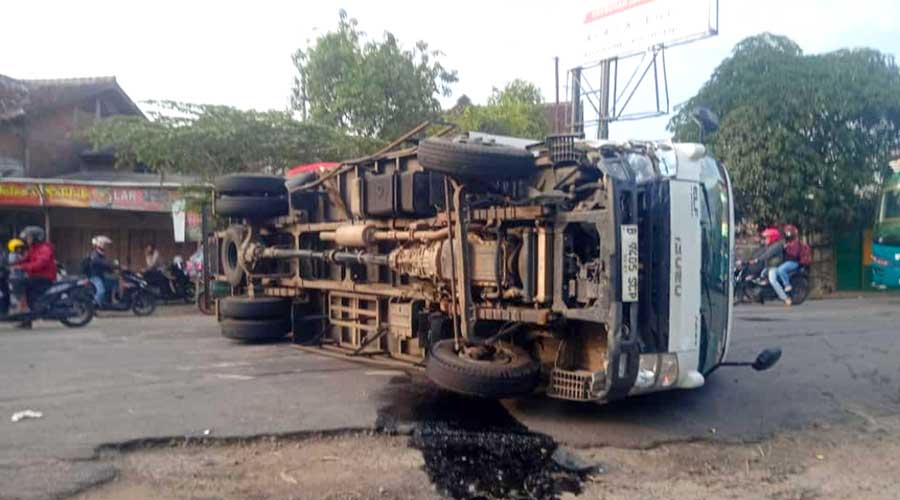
[
  {"xmin": 200, "ymin": 201, "xmax": 210, "ymax": 310},
  {"xmin": 571, "ymin": 67, "xmax": 583, "ymax": 136},
  {"xmin": 599, "ymin": 59, "xmax": 611, "ymax": 140},
  {"xmin": 554, "ymin": 56, "xmax": 560, "ymax": 134}
]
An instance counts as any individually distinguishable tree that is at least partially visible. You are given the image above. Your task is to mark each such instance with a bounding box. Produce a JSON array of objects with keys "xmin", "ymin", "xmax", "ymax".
[
  {"xmin": 292, "ymin": 11, "xmax": 457, "ymax": 140},
  {"xmin": 454, "ymin": 79, "xmax": 550, "ymax": 139},
  {"xmin": 86, "ymin": 101, "xmax": 381, "ymax": 179},
  {"xmin": 669, "ymin": 33, "xmax": 900, "ymax": 232}
]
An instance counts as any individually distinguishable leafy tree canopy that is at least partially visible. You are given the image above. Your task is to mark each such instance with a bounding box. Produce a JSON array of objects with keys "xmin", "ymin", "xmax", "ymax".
[
  {"xmin": 454, "ymin": 79, "xmax": 550, "ymax": 139},
  {"xmin": 292, "ymin": 10, "xmax": 457, "ymax": 140},
  {"xmin": 86, "ymin": 101, "xmax": 382, "ymax": 180},
  {"xmin": 669, "ymin": 33, "xmax": 900, "ymax": 232}
]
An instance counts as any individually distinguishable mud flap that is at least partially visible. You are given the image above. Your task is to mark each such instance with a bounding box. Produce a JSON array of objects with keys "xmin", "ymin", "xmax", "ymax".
[{"xmin": 606, "ymin": 340, "xmax": 640, "ymax": 400}]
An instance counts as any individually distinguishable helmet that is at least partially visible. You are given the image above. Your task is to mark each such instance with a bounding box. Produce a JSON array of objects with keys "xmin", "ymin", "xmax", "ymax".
[
  {"xmin": 7, "ymin": 238, "xmax": 25, "ymax": 253},
  {"xmin": 91, "ymin": 235, "xmax": 112, "ymax": 248},
  {"xmin": 761, "ymin": 227, "xmax": 781, "ymax": 246},
  {"xmin": 783, "ymin": 224, "xmax": 798, "ymax": 240},
  {"xmin": 19, "ymin": 226, "xmax": 45, "ymax": 242}
]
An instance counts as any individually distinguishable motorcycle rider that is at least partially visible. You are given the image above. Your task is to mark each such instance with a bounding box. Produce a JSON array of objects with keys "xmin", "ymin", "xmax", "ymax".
[
  {"xmin": 778, "ymin": 224, "xmax": 804, "ymax": 295},
  {"xmin": 142, "ymin": 243, "xmax": 172, "ymax": 295},
  {"xmin": 5, "ymin": 238, "xmax": 28, "ymax": 315},
  {"xmin": 87, "ymin": 236, "xmax": 117, "ymax": 306},
  {"xmin": 11, "ymin": 226, "xmax": 57, "ymax": 328},
  {"xmin": 748, "ymin": 227, "xmax": 783, "ymax": 279}
]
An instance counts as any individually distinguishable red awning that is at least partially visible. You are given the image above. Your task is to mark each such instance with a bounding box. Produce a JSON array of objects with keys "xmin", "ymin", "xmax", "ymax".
[{"xmin": 286, "ymin": 162, "xmax": 340, "ymax": 177}]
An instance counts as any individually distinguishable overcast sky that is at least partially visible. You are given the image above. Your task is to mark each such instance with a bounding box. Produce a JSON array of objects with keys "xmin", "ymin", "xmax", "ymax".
[{"xmin": 3, "ymin": 0, "xmax": 898, "ymax": 141}]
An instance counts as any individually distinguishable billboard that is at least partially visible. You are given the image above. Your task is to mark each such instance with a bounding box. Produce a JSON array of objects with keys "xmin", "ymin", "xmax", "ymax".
[
  {"xmin": 0, "ymin": 181, "xmax": 181, "ymax": 212},
  {"xmin": 582, "ymin": 0, "xmax": 718, "ymax": 63}
]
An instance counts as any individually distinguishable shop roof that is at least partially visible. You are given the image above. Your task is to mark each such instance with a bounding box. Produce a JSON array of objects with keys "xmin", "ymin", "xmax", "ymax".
[{"xmin": 0, "ymin": 74, "xmax": 143, "ymax": 123}]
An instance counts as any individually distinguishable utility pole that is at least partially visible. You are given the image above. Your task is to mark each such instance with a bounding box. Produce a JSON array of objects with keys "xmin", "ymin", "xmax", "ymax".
[{"xmin": 554, "ymin": 57, "xmax": 560, "ymax": 134}]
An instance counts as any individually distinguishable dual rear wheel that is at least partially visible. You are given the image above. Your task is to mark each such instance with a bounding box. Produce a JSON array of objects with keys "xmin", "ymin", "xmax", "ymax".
[{"xmin": 219, "ymin": 296, "xmax": 291, "ymax": 343}]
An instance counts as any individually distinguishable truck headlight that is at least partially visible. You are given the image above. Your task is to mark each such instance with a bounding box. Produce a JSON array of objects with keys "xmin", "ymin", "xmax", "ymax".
[
  {"xmin": 658, "ymin": 353, "xmax": 679, "ymax": 388},
  {"xmin": 634, "ymin": 355, "xmax": 659, "ymax": 389}
]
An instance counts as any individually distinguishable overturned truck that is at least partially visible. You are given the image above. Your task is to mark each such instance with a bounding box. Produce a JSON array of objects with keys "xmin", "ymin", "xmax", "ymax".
[{"xmin": 212, "ymin": 132, "xmax": 738, "ymax": 402}]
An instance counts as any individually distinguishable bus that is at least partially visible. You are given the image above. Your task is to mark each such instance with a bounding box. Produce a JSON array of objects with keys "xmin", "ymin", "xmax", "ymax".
[{"xmin": 872, "ymin": 170, "xmax": 900, "ymax": 289}]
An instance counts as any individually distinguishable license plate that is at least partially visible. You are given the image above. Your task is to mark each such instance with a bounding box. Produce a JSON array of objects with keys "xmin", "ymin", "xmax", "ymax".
[{"xmin": 621, "ymin": 224, "xmax": 639, "ymax": 302}]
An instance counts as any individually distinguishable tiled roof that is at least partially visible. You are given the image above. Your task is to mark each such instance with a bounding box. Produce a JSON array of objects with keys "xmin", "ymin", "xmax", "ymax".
[
  {"xmin": 0, "ymin": 74, "xmax": 142, "ymax": 122},
  {"xmin": 0, "ymin": 74, "xmax": 29, "ymax": 121}
]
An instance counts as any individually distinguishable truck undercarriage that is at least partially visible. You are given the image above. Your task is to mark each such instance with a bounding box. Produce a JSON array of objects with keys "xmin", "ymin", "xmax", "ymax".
[{"xmin": 213, "ymin": 132, "xmax": 680, "ymax": 402}]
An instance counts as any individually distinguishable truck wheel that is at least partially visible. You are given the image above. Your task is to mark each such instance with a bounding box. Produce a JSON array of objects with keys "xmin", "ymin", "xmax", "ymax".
[
  {"xmin": 215, "ymin": 196, "xmax": 289, "ymax": 219},
  {"xmin": 220, "ymin": 296, "xmax": 291, "ymax": 320},
  {"xmin": 220, "ymin": 225, "xmax": 246, "ymax": 286},
  {"xmin": 425, "ymin": 340, "xmax": 540, "ymax": 398},
  {"xmin": 215, "ymin": 174, "xmax": 287, "ymax": 196},
  {"xmin": 417, "ymin": 137, "xmax": 536, "ymax": 180},
  {"xmin": 221, "ymin": 317, "xmax": 291, "ymax": 342}
]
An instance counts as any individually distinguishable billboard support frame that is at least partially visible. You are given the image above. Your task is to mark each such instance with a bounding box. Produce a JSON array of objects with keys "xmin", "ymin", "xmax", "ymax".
[{"xmin": 571, "ymin": 0, "xmax": 717, "ymax": 136}]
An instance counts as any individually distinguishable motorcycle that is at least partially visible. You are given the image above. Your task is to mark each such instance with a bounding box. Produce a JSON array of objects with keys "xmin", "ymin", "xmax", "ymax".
[
  {"xmin": 145, "ymin": 264, "xmax": 195, "ymax": 304},
  {"xmin": 734, "ymin": 260, "xmax": 810, "ymax": 305},
  {"xmin": 0, "ymin": 272, "xmax": 95, "ymax": 327},
  {"xmin": 91, "ymin": 269, "xmax": 157, "ymax": 316}
]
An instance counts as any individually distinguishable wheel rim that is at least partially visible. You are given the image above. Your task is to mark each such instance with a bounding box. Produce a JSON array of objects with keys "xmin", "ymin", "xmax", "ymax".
[
  {"xmin": 226, "ymin": 241, "xmax": 239, "ymax": 271},
  {"xmin": 458, "ymin": 344, "xmax": 514, "ymax": 365},
  {"xmin": 133, "ymin": 294, "xmax": 154, "ymax": 315},
  {"xmin": 68, "ymin": 301, "xmax": 91, "ymax": 324}
]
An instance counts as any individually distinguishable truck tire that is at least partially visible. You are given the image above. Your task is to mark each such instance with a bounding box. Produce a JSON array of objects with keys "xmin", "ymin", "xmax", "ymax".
[
  {"xmin": 220, "ymin": 296, "xmax": 291, "ymax": 320},
  {"xmin": 221, "ymin": 317, "xmax": 291, "ymax": 342},
  {"xmin": 215, "ymin": 196, "xmax": 289, "ymax": 219},
  {"xmin": 220, "ymin": 225, "xmax": 246, "ymax": 286},
  {"xmin": 215, "ymin": 174, "xmax": 287, "ymax": 196},
  {"xmin": 425, "ymin": 340, "xmax": 540, "ymax": 398},
  {"xmin": 417, "ymin": 138, "xmax": 536, "ymax": 180}
]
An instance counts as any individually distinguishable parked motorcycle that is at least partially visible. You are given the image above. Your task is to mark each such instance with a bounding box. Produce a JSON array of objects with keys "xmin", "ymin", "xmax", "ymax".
[
  {"xmin": 145, "ymin": 264, "xmax": 195, "ymax": 304},
  {"xmin": 91, "ymin": 270, "xmax": 157, "ymax": 316},
  {"xmin": 734, "ymin": 260, "xmax": 810, "ymax": 305},
  {"xmin": 0, "ymin": 274, "xmax": 95, "ymax": 327}
]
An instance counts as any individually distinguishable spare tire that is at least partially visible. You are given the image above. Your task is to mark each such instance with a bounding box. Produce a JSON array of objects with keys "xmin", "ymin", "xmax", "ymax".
[
  {"xmin": 220, "ymin": 296, "xmax": 291, "ymax": 320},
  {"xmin": 417, "ymin": 138, "xmax": 536, "ymax": 180},
  {"xmin": 216, "ymin": 174, "xmax": 287, "ymax": 196},
  {"xmin": 425, "ymin": 340, "xmax": 540, "ymax": 398},
  {"xmin": 215, "ymin": 196, "xmax": 289, "ymax": 219},
  {"xmin": 221, "ymin": 317, "xmax": 291, "ymax": 342}
]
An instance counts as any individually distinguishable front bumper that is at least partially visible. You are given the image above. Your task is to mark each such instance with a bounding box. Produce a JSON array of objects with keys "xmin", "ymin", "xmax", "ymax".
[{"xmin": 872, "ymin": 264, "xmax": 900, "ymax": 289}]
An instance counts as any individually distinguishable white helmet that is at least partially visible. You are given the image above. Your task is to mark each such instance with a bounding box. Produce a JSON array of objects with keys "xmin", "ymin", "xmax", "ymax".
[{"xmin": 91, "ymin": 235, "xmax": 112, "ymax": 248}]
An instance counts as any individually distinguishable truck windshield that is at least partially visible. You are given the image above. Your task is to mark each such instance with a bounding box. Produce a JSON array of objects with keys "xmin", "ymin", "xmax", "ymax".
[
  {"xmin": 698, "ymin": 157, "xmax": 731, "ymax": 373},
  {"xmin": 880, "ymin": 189, "xmax": 900, "ymax": 221}
]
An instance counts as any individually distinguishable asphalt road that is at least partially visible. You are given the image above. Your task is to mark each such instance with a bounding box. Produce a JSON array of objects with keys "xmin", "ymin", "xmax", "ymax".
[{"xmin": 1, "ymin": 296, "xmax": 899, "ymax": 499}]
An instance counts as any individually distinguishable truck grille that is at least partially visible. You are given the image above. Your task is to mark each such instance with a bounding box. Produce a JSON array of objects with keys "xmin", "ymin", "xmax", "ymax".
[{"xmin": 547, "ymin": 369, "xmax": 600, "ymax": 401}]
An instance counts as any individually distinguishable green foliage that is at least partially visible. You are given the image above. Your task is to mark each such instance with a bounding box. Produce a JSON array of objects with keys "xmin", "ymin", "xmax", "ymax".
[
  {"xmin": 669, "ymin": 33, "xmax": 900, "ymax": 232},
  {"xmin": 454, "ymin": 79, "xmax": 549, "ymax": 139},
  {"xmin": 86, "ymin": 101, "xmax": 382, "ymax": 180},
  {"xmin": 292, "ymin": 10, "xmax": 457, "ymax": 140}
]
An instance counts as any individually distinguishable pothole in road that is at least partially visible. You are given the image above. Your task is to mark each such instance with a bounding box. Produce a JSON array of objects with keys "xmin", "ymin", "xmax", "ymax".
[{"xmin": 376, "ymin": 378, "xmax": 590, "ymax": 500}]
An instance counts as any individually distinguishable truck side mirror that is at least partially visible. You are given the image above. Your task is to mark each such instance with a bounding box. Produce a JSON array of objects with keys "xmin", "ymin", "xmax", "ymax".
[{"xmin": 751, "ymin": 348, "xmax": 782, "ymax": 371}]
